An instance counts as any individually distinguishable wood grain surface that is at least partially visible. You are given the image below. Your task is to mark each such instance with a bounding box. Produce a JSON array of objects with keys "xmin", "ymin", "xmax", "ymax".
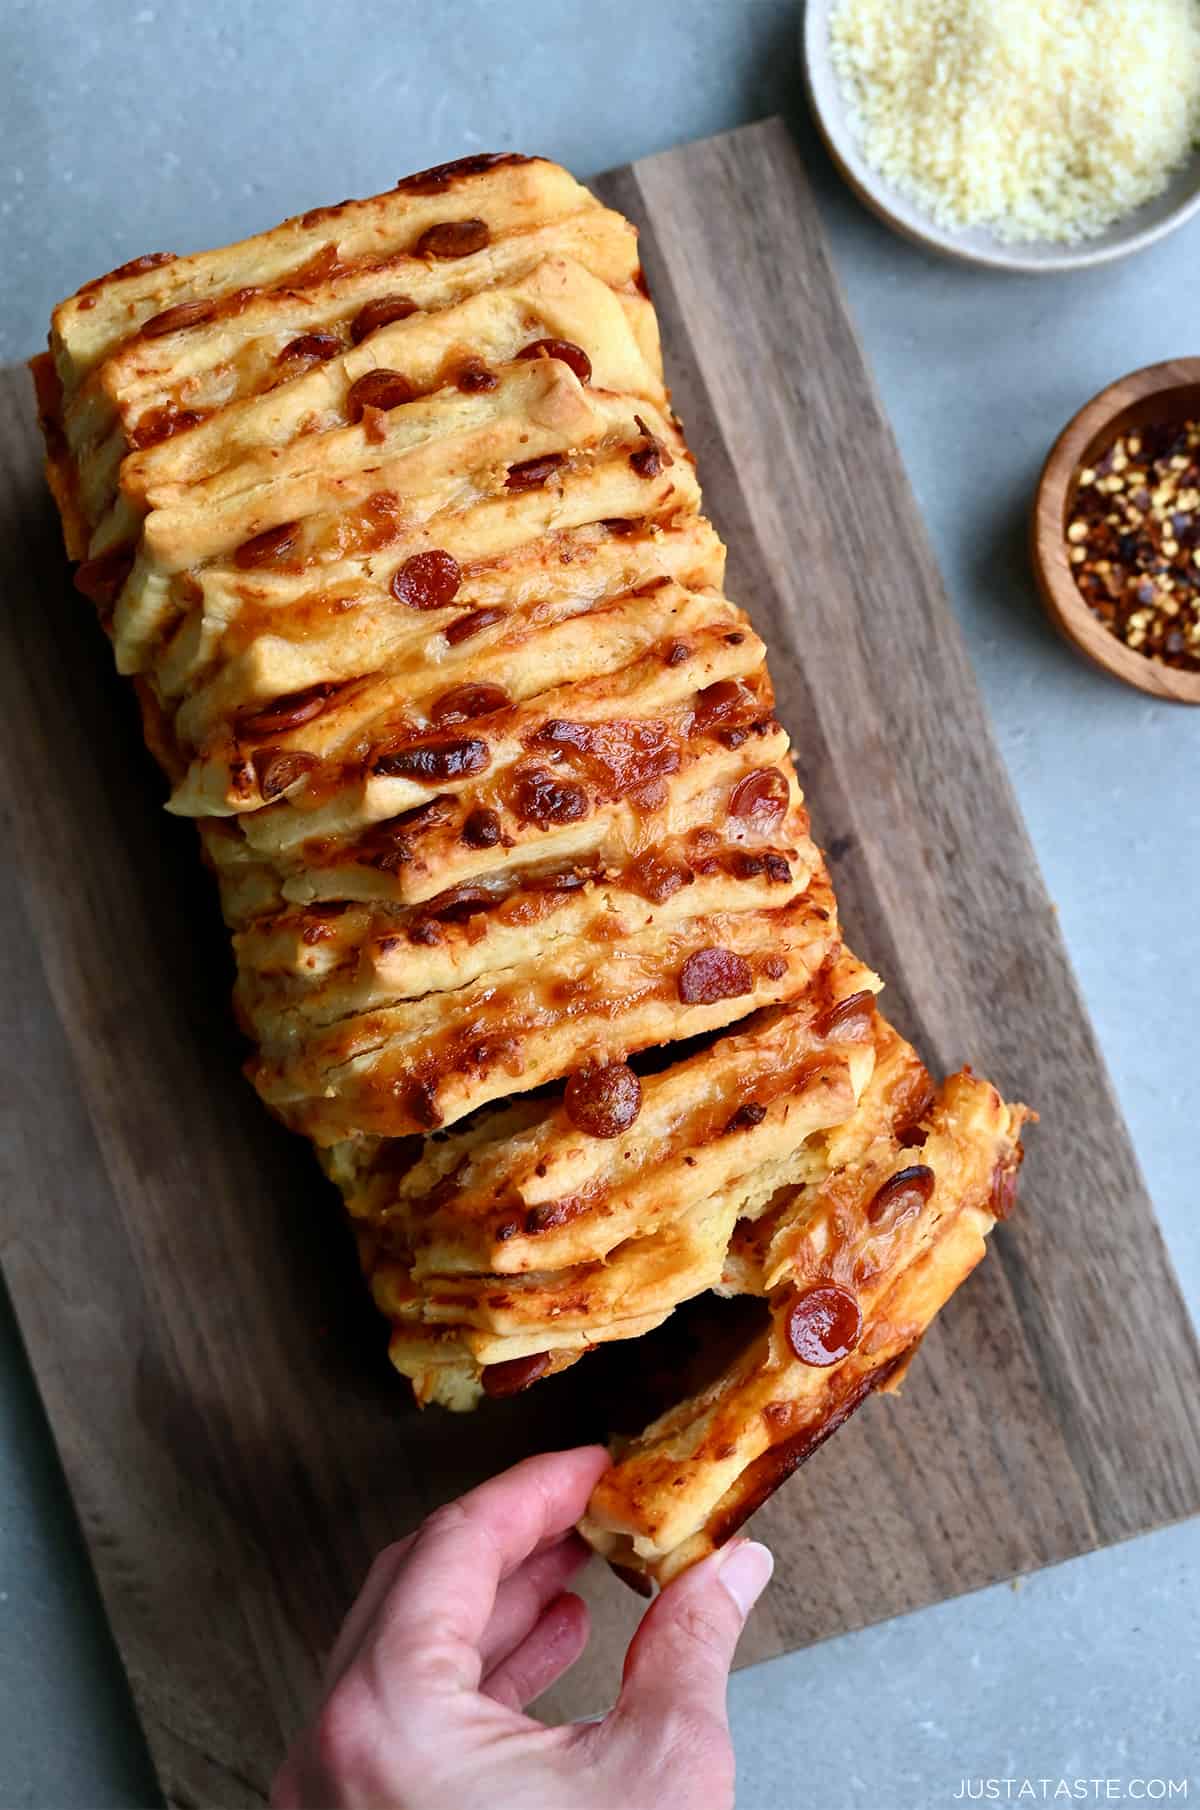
[{"xmin": 4, "ymin": 118, "xmax": 1200, "ymax": 1809}]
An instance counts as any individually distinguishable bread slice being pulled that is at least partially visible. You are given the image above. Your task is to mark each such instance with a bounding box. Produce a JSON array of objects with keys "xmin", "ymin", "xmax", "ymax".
[{"xmin": 35, "ymin": 151, "xmax": 1031, "ymax": 1589}]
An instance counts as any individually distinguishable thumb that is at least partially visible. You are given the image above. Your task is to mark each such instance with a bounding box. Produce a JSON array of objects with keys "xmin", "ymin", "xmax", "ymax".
[{"xmin": 617, "ymin": 1539, "xmax": 774, "ymax": 1732}]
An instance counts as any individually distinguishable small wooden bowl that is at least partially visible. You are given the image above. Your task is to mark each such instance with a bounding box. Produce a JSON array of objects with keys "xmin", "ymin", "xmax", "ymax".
[{"xmin": 1032, "ymin": 358, "xmax": 1200, "ymax": 703}]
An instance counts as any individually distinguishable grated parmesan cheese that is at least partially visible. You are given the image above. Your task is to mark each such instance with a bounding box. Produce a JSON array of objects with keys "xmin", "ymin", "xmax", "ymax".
[{"xmin": 829, "ymin": 0, "xmax": 1200, "ymax": 243}]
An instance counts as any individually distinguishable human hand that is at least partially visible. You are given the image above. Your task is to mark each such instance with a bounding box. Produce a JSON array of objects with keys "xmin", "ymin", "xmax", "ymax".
[{"xmin": 271, "ymin": 1445, "xmax": 773, "ymax": 1810}]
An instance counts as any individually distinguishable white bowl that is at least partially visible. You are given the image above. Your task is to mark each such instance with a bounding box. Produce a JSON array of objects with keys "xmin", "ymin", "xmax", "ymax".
[{"xmin": 802, "ymin": 0, "xmax": 1200, "ymax": 274}]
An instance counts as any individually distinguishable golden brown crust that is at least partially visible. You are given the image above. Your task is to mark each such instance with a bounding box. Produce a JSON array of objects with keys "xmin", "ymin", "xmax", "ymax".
[
  {"xmin": 36, "ymin": 152, "xmax": 1032, "ymax": 1583},
  {"xmin": 579, "ymin": 1073, "xmax": 1031, "ymax": 1585}
]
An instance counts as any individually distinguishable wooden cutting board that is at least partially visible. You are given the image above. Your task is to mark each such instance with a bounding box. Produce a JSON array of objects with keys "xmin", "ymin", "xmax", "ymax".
[{"xmin": 4, "ymin": 117, "xmax": 1199, "ymax": 1808}]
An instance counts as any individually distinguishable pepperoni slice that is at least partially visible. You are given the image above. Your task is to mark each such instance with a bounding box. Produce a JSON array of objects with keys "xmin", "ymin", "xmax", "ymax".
[
  {"xmin": 525, "ymin": 865, "xmax": 597, "ymax": 893},
  {"xmin": 692, "ymin": 679, "xmax": 753, "ymax": 733},
  {"xmin": 127, "ymin": 405, "xmax": 205, "ymax": 450},
  {"xmin": 511, "ymin": 766, "xmax": 589, "ymax": 827},
  {"xmin": 234, "ymin": 522, "xmax": 300, "ymax": 569},
  {"xmin": 677, "ymin": 946, "xmax": 754, "ymax": 1005},
  {"xmin": 629, "ymin": 413, "xmax": 673, "ymax": 478},
  {"xmin": 141, "ymin": 298, "xmax": 214, "ymax": 338},
  {"xmin": 460, "ymin": 807, "xmax": 502, "ymax": 849},
  {"xmin": 277, "ymin": 331, "xmax": 342, "ymax": 367},
  {"xmin": 253, "ymin": 749, "xmax": 318, "ymax": 800},
  {"xmin": 505, "ymin": 453, "xmax": 565, "ymax": 492},
  {"xmin": 391, "ymin": 550, "xmax": 462, "ymax": 611},
  {"xmin": 347, "ymin": 370, "xmax": 416, "ymax": 420},
  {"xmin": 444, "ymin": 606, "xmax": 506, "ymax": 644},
  {"xmin": 564, "ymin": 1063, "xmax": 642, "ymax": 1138},
  {"xmin": 991, "ymin": 1156, "xmax": 1020, "ymax": 1221},
  {"xmin": 785, "ymin": 1285, "xmax": 862, "ymax": 1367},
  {"xmin": 814, "ymin": 990, "xmax": 876, "ymax": 1041},
  {"xmin": 481, "ymin": 1352, "xmax": 551, "ymax": 1397},
  {"xmin": 866, "ymin": 1164, "xmax": 935, "ymax": 1227},
  {"xmin": 415, "ymin": 218, "xmax": 490, "ymax": 258},
  {"xmin": 372, "ymin": 738, "xmax": 490, "ymax": 783},
  {"xmin": 516, "ymin": 338, "xmax": 591, "ymax": 384},
  {"xmin": 238, "ymin": 683, "xmax": 335, "ymax": 737},
  {"xmin": 430, "ymin": 683, "xmax": 510, "ymax": 724},
  {"xmin": 350, "ymin": 295, "xmax": 417, "ymax": 343},
  {"xmin": 632, "ymin": 855, "xmax": 693, "ymax": 903},
  {"xmin": 453, "ymin": 358, "xmax": 498, "ymax": 392},
  {"xmin": 729, "ymin": 768, "xmax": 789, "ymax": 831}
]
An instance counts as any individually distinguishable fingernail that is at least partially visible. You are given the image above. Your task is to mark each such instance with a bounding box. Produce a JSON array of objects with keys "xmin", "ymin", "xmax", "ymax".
[{"xmin": 718, "ymin": 1540, "xmax": 774, "ymax": 1617}]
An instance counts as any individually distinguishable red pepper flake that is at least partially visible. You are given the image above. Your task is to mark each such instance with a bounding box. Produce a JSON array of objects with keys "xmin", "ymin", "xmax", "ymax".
[{"xmin": 1067, "ymin": 418, "xmax": 1200, "ymax": 671}]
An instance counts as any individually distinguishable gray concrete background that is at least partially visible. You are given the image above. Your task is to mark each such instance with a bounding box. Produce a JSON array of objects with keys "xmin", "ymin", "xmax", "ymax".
[{"xmin": 3, "ymin": 2, "xmax": 1198, "ymax": 1805}]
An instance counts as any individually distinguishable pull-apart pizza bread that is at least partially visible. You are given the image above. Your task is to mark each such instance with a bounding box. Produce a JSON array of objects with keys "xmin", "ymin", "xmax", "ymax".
[{"xmin": 35, "ymin": 151, "xmax": 1030, "ymax": 1589}]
